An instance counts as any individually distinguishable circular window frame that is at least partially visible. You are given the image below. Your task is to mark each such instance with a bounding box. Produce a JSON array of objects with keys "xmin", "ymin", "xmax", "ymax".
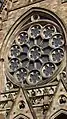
[{"xmin": 0, "ymin": 7, "xmax": 66, "ymax": 88}]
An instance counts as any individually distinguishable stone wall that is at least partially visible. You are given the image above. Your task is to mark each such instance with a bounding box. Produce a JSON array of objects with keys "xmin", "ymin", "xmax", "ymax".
[
  {"xmin": 0, "ymin": 0, "xmax": 67, "ymax": 45},
  {"xmin": 0, "ymin": 0, "xmax": 67, "ymax": 106},
  {"xmin": 0, "ymin": 1, "xmax": 66, "ymax": 119}
]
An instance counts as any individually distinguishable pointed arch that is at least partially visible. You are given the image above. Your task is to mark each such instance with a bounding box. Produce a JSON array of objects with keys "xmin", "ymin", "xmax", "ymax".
[
  {"xmin": 13, "ymin": 113, "xmax": 30, "ymax": 119},
  {"xmin": 0, "ymin": 7, "xmax": 67, "ymax": 56},
  {"xmin": 0, "ymin": 7, "xmax": 66, "ymax": 119},
  {"xmin": 51, "ymin": 110, "xmax": 67, "ymax": 119}
]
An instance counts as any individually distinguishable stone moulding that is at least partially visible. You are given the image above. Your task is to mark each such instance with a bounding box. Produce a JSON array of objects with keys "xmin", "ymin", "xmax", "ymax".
[
  {"xmin": 0, "ymin": 7, "xmax": 66, "ymax": 87},
  {"xmin": 0, "ymin": 7, "xmax": 66, "ymax": 119}
]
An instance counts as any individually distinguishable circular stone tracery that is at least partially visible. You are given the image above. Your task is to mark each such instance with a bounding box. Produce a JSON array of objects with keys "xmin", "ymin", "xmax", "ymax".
[
  {"xmin": 28, "ymin": 46, "xmax": 41, "ymax": 61},
  {"xmin": 28, "ymin": 24, "xmax": 41, "ymax": 39},
  {"xmin": 41, "ymin": 24, "xmax": 56, "ymax": 39},
  {"xmin": 42, "ymin": 62, "xmax": 56, "ymax": 77},
  {"xmin": 27, "ymin": 70, "xmax": 42, "ymax": 85},
  {"xmin": 17, "ymin": 31, "xmax": 28, "ymax": 45},
  {"xmin": 15, "ymin": 68, "xmax": 27, "ymax": 84},
  {"xmin": 9, "ymin": 45, "xmax": 20, "ymax": 58},
  {"xmin": 49, "ymin": 33, "xmax": 64, "ymax": 48},
  {"xmin": 8, "ymin": 58, "xmax": 20, "ymax": 72},
  {"xmin": 7, "ymin": 14, "xmax": 65, "ymax": 86},
  {"xmin": 50, "ymin": 48, "xmax": 64, "ymax": 63}
]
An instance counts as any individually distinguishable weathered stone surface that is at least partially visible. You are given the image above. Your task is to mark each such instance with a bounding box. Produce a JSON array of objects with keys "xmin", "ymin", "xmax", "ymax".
[
  {"xmin": 0, "ymin": 0, "xmax": 67, "ymax": 119},
  {"xmin": 0, "ymin": 0, "xmax": 66, "ymax": 42}
]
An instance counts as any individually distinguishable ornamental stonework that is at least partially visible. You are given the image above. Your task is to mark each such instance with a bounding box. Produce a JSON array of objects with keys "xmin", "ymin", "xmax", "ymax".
[{"xmin": 0, "ymin": 0, "xmax": 67, "ymax": 119}]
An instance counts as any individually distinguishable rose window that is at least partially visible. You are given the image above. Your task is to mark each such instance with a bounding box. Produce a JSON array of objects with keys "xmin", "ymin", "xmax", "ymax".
[
  {"xmin": 7, "ymin": 23, "xmax": 65, "ymax": 85},
  {"xmin": 5, "ymin": 9, "xmax": 65, "ymax": 86}
]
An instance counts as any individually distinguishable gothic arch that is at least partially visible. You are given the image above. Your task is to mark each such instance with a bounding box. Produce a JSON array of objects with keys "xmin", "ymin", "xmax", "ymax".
[
  {"xmin": 50, "ymin": 110, "xmax": 67, "ymax": 119},
  {"xmin": 1, "ymin": 7, "xmax": 67, "ymax": 54},
  {"xmin": 13, "ymin": 114, "xmax": 30, "ymax": 119},
  {"xmin": 0, "ymin": 7, "xmax": 66, "ymax": 87},
  {"xmin": 0, "ymin": 7, "xmax": 66, "ymax": 119}
]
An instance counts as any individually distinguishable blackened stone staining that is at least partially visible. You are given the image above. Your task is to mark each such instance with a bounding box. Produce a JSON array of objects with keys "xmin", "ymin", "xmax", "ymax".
[
  {"xmin": 35, "ymin": 60, "xmax": 42, "ymax": 69},
  {"xmin": 21, "ymin": 59, "xmax": 29, "ymax": 68},
  {"xmin": 40, "ymin": 40, "xmax": 49, "ymax": 48},
  {"xmin": 18, "ymin": 52, "xmax": 27, "ymax": 61},
  {"xmin": 42, "ymin": 47, "xmax": 52, "ymax": 55},
  {"xmin": 21, "ymin": 44, "xmax": 29, "ymax": 53},
  {"xmin": 40, "ymin": 55, "xmax": 49, "ymax": 63},
  {"xmin": 27, "ymin": 61, "xmax": 34, "ymax": 71},
  {"xmin": 27, "ymin": 38, "xmax": 34, "ymax": 46},
  {"xmin": 36, "ymin": 37, "xmax": 42, "ymax": 46}
]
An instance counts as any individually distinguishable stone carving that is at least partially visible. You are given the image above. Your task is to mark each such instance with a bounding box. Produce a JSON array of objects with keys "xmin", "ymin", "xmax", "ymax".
[
  {"xmin": 0, "ymin": 8, "xmax": 66, "ymax": 119},
  {"xmin": 5, "ymin": 12, "xmax": 65, "ymax": 87},
  {"xmin": 45, "ymin": 80, "xmax": 67, "ymax": 119}
]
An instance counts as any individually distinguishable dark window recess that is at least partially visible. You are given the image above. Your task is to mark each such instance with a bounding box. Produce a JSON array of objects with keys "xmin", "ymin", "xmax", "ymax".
[{"xmin": 55, "ymin": 113, "xmax": 67, "ymax": 119}]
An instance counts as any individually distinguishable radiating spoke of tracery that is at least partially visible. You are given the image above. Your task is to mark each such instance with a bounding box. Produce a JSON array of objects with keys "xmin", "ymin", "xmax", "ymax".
[{"xmin": 6, "ymin": 11, "xmax": 66, "ymax": 86}]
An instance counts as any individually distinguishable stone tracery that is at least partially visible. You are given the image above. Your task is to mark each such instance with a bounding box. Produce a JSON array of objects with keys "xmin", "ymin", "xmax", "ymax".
[
  {"xmin": 0, "ymin": 7, "xmax": 66, "ymax": 119},
  {"xmin": 7, "ymin": 17, "xmax": 65, "ymax": 86}
]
